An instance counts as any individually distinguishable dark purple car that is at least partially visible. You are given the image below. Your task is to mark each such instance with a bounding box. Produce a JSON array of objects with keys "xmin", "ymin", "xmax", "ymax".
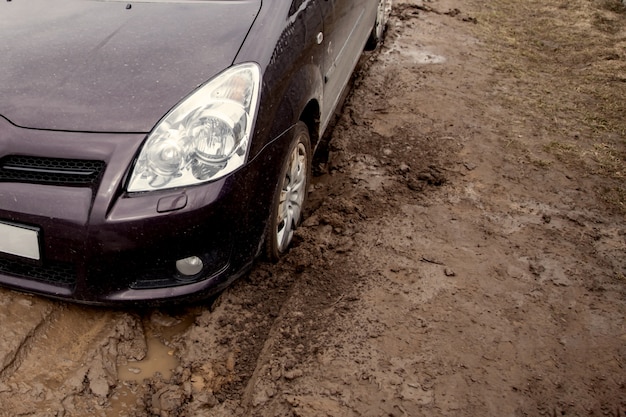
[{"xmin": 0, "ymin": 0, "xmax": 391, "ymax": 304}]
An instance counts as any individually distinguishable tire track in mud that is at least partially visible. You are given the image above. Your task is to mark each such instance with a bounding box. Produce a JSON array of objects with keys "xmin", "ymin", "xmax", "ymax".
[
  {"xmin": 162, "ymin": 265, "xmax": 310, "ymax": 415},
  {"xmin": 0, "ymin": 298, "xmax": 144, "ymax": 416},
  {"xmin": 0, "ymin": 293, "xmax": 55, "ymax": 380},
  {"xmin": 166, "ymin": 242, "xmax": 372, "ymax": 415}
]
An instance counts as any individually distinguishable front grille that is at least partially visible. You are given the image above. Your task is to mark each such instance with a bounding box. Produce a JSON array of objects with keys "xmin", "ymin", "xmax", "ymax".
[
  {"xmin": 0, "ymin": 258, "xmax": 76, "ymax": 287},
  {"xmin": 0, "ymin": 155, "xmax": 105, "ymax": 186}
]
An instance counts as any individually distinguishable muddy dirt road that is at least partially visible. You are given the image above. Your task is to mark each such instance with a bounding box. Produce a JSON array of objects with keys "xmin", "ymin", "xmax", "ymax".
[{"xmin": 1, "ymin": 0, "xmax": 625, "ymax": 416}]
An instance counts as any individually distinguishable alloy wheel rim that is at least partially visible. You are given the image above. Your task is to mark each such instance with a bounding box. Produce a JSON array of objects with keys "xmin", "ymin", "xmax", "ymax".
[
  {"xmin": 276, "ymin": 141, "xmax": 307, "ymax": 253},
  {"xmin": 374, "ymin": 0, "xmax": 387, "ymax": 40}
]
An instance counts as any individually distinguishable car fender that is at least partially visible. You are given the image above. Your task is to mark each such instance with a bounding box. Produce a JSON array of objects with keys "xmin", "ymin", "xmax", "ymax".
[{"xmin": 235, "ymin": 0, "xmax": 325, "ymax": 159}]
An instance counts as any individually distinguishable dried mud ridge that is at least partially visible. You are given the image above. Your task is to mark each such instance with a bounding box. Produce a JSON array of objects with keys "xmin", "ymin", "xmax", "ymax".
[{"xmin": 1, "ymin": 0, "xmax": 625, "ymax": 416}]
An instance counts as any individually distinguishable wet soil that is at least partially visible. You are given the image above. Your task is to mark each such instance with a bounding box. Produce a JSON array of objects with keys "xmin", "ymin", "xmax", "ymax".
[{"xmin": 1, "ymin": 0, "xmax": 625, "ymax": 416}]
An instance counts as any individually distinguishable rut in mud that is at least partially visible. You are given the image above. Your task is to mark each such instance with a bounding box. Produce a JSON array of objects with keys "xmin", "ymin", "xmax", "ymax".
[{"xmin": 1, "ymin": 0, "xmax": 625, "ymax": 416}]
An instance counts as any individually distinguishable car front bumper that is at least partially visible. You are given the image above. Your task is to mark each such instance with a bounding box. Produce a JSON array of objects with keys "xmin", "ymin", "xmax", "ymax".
[{"xmin": 0, "ymin": 117, "xmax": 286, "ymax": 305}]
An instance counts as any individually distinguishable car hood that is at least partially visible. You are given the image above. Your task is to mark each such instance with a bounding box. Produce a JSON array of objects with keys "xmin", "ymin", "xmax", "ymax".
[{"xmin": 0, "ymin": 0, "xmax": 261, "ymax": 133}]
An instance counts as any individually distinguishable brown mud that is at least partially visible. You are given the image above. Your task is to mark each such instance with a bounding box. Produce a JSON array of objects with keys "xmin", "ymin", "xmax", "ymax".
[{"xmin": 1, "ymin": 0, "xmax": 625, "ymax": 416}]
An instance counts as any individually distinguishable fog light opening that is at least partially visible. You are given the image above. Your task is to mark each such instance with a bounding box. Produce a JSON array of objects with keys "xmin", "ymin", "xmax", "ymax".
[{"xmin": 176, "ymin": 256, "xmax": 204, "ymax": 277}]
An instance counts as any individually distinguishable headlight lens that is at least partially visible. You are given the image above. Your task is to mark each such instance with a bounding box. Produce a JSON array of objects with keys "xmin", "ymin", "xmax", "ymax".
[{"xmin": 127, "ymin": 63, "xmax": 260, "ymax": 192}]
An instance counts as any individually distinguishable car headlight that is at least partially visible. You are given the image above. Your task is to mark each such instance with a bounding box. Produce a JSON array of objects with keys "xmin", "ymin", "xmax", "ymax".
[{"xmin": 127, "ymin": 63, "xmax": 261, "ymax": 192}]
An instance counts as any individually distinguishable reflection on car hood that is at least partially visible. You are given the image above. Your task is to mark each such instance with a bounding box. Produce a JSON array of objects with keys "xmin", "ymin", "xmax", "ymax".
[{"xmin": 0, "ymin": 0, "xmax": 261, "ymax": 133}]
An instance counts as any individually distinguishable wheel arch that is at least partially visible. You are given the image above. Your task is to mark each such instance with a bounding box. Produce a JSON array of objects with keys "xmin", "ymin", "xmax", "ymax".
[{"xmin": 299, "ymin": 98, "xmax": 321, "ymax": 152}]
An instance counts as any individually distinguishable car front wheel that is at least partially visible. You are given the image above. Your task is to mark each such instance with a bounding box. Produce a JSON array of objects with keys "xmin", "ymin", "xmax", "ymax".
[
  {"xmin": 265, "ymin": 121, "xmax": 311, "ymax": 261},
  {"xmin": 367, "ymin": 0, "xmax": 392, "ymax": 49}
]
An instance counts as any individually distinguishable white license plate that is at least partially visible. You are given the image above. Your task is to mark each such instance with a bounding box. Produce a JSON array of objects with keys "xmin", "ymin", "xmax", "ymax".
[{"xmin": 0, "ymin": 221, "xmax": 41, "ymax": 261}]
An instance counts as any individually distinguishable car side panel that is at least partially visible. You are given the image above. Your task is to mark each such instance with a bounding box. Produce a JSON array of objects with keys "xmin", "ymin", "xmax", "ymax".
[{"xmin": 235, "ymin": 0, "xmax": 325, "ymax": 158}]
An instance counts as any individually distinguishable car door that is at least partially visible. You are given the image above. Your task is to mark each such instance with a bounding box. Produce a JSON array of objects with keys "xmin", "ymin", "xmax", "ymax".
[{"xmin": 318, "ymin": 0, "xmax": 376, "ymax": 129}]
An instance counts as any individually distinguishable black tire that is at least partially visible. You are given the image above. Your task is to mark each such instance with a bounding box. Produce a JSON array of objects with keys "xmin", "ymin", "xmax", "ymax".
[
  {"xmin": 265, "ymin": 122, "xmax": 312, "ymax": 261},
  {"xmin": 366, "ymin": 0, "xmax": 392, "ymax": 50}
]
